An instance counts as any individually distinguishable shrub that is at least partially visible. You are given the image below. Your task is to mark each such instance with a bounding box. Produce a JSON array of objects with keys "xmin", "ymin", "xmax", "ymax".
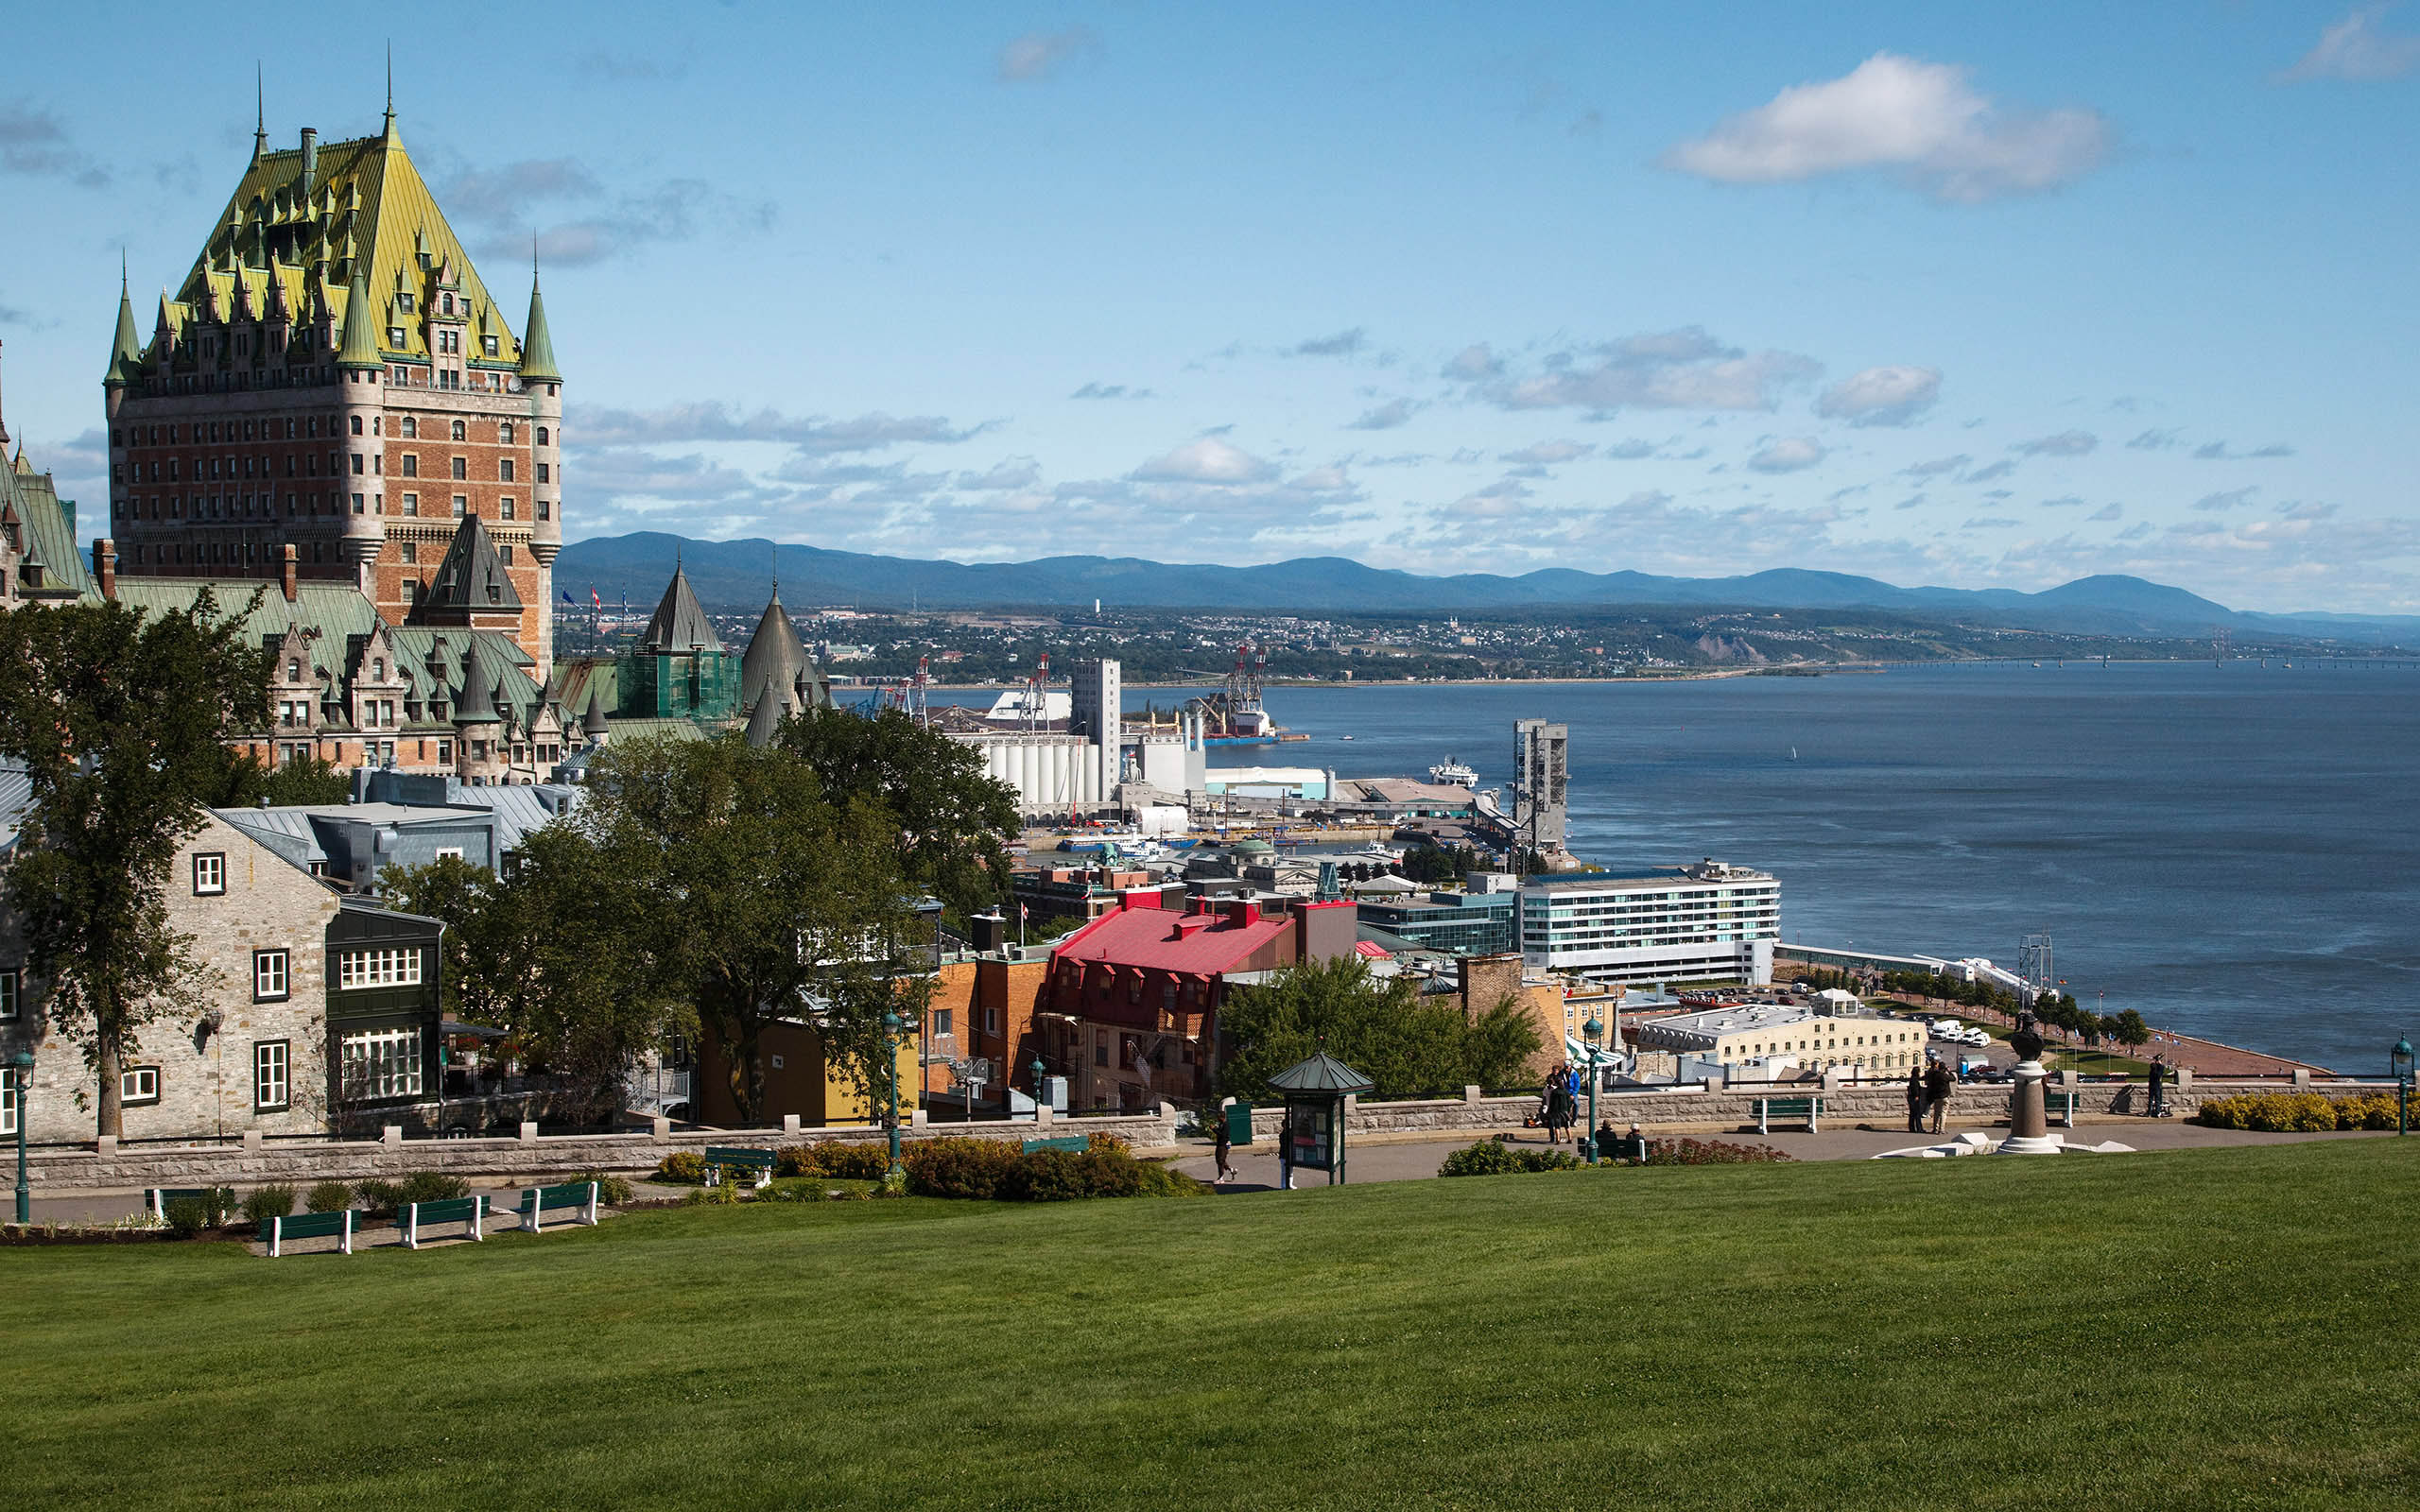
[
  {"xmin": 304, "ymin": 1181, "xmax": 354, "ymax": 1214},
  {"xmin": 1640, "ymin": 1138, "xmax": 1793, "ymax": 1166},
  {"xmin": 1133, "ymin": 1160, "xmax": 1212, "ymax": 1197},
  {"xmin": 778, "ymin": 1141, "xmax": 892, "ymax": 1181},
  {"xmin": 655, "ymin": 1149, "xmax": 707, "ymax": 1183},
  {"xmin": 683, "ymin": 1179, "xmax": 744, "ymax": 1206},
  {"xmin": 2195, "ymin": 1091, "xmax": 2393, "ymax": 1133},
  {"xmin": 903, "ymin": 1137, "xmax": 1022, "ymax": 1200},
  {"xmin": 162, "ymin": 1197, "xmax": 215, "ymax": 1238},
  {"xmin": 396, "ymin": 1172, "xmax": 469, "ymax": 1206},
  {"xmin": 1439, "ymin": 1142, "xmax": 1580, "ymax": 1177},
  {"xmin": 567, "ymin": 1170, "xmax": 635, "ymax": 1205},
  {"xmin": 240, "ymin": 1184, "xmax": 298, "ymax": 1223},
  {"xmin": 354, "ymin": 1179, "xmax": 404, "ymax": 1218},
  {"xmin": 1009, "ymin": 1147, "xmax": 1092, "ymax": 1202}
]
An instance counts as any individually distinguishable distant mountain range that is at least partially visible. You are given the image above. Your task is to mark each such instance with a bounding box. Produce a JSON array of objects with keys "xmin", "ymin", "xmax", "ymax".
[{"xmin": 556, "ymin": 532, "xmax": 2420, "ymax": 646}]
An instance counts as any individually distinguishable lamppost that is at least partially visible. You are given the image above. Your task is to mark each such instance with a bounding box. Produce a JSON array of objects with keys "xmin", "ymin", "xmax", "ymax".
[
  {"xmin": 883, "ymin": 1010, "xmax": 903, "ymax": 1176},
  {"xmin": 1030, "ymin": 1055, "xmax": 1046, "ymax": 1118},
  {"xmin": 1582, "ymin": 1016, "xmax": 1603, "ymax": 1163},
  {"xmin": 2393, "ymin": 1035, "xmax": 2414, "ymax": 1137},
  {"xmin": 10, "ymin": 1048, "xmax": 32, "ymax": 1224}
]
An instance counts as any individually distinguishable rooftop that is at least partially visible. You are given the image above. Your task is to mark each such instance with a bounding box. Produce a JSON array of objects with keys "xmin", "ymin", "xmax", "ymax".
[{"xmin": 1054, "ymin": 898, "xmax": 1306, "ymax": 975}]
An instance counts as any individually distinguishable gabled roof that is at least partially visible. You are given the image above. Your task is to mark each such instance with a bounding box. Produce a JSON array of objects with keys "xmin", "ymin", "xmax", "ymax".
[
  {"xmin": 642, "ymin": 564, "xmax": 720, "ymax": 654},
  {"xmin": 421, "ymin": 514, "xmax": 523, "ymax": 614},
  {"xmin": 2, "ymin": 461, "xmax": 95, "ymax": 602}
]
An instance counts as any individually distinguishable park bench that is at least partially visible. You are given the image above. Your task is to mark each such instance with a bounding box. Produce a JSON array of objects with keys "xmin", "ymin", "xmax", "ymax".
[
  {"xmin": 261, "ymin": 1209, "xmax": 354, "ymax": 1258},
  {"xmin": 402, "ymin": 1194, "xmax": 489, "ymax": 1249},
  {"xmin": 1754, "ymin": 1096, "xmax": 1824, "ymax": 1135},
  {"xmin": 146, "ymin": 1187, "xmax": 219, "ymax": 1220},
  {"xmin": 1022, "ymin": 1135, "xmax": 1088, "ymax": 1155},
  {"xmin": 515, "ymin": 1181, "xmax": 600, "ymax": 1233},
  {"xmin": 702, "ymin": 1145, "xmax": 776, "ymax": 1189}
]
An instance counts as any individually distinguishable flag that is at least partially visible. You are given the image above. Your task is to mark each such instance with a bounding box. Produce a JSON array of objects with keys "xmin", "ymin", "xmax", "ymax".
[
  {"xmin": 1018, "ymin": 902, "xmax": 1028, "ymax": 919},
  {"xmin": 561, "ymin": 591, "xmax": 576, "ymax": 606},
  {"xmin": 591, "ymin": 588, "xmax": 603, "ymax": 609}
]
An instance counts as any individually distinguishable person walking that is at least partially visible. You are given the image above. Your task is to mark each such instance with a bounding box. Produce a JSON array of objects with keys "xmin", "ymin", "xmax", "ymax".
[
  {"xmin": 1904, "ymin": 1064, "xmax": 1927, "ymax": 1134},
  {"xmin": 1213, "ymin": 1112, "xmax": 1236, "ymax": 1185},
  {"xmin": 1924, "ymin": 1057, "xmax": 1956, "ymax": 1135},
  {"xmin": 2147, "ymin": 1056, "xmax": 2168, "ymax": 1118}
]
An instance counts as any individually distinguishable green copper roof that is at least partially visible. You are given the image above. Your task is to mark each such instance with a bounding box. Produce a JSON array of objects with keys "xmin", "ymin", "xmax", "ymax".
[
  {"xmin": 518, "ymin": 274, "xmax": 561, "ymax": 383},
  {"xmin": 336, "ymin": 266, "xmax": 382, "ymax": 369},
  {"xmin": 106, "ymin": 284, "xmax": 143, "ymax": 387}
]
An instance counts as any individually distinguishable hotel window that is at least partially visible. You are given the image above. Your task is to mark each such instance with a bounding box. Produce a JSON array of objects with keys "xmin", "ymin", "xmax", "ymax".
[
  {"xmin": 537, "ymin": 426, "xmax": 549, "ymax": 446},
  {"xmin": 1, "ymin": 1073, "xmax": 15, "ymax": 1137},
  {"xmin": 450, "ymin": 420, "xmax": 466, "ymax": 441},
  {"xmin": 337, "ymin": 947, "xmax": 423, "ymax": 989},
  {"xmin": 401, "ymin": 454, "xmax": 418, "ymax": 477},
  {"xmin": 402, "ymin": 491, "xmax": 419, "ymax": 516},
  {"xmin": 500, "ymin": 497, "xmax": 516, "ymax": 521},
  {"xmin": 500, "ymin": 543, "xmax": 514, "ymax": 565},
  {"xmin": 339, "ymin": 1025, "xmax": 424, "ymax": 1100},
  {"xmin": 483, "ymin": 335, "xmax": 499, "ymax": 356},
  {"xmin": 401, "ymin": 542, "xmax": 418, "ymax": 565},
  {"xmin": 0, "ymin": 967, "xmax": 17, "ymax": 1022},
  {"xmin": 453, "ymin": 495, "xmax": 467, "ymax": 517},
  {"xmin": 934, "ymin": 1008, "xmax": 954, "ymax": 1038},
  {"xmin": 498, "ymin": 458, "xmax": 515, "ymax": 482},
  {"xmin": 121, "ymin": 1065, "xmax": 161, "ymax": 1107},
  {"xmin": 254, "ymin": 1041, "xmax": 290, "ymax": 1111},
  {"xmin": 450, "ymin": 456, "xmax": 466, "ymax": 479},
  {"xmin": 401, "ymin": 418, "xmax": 417, "ymax": 438},
  {"xmin": 389, "ymin": 326, "xmax": 406, "ymax": 345},
  {"xmin": 193, "ymin": 852, "xmax": 226, "ymax": 895},
  {"xmin": 537, "ymin": 500, "xmax": 551, "ymax": 521},
  {"xmin": 536, "ymin": 462, "xmax": 551, "ymax": 483},
  {"xmin": 499, "ymin": 422, "xmax": 515, "ymax": 444},
  {"xmin": 253, "ymin": 949, "xmax": 289, "ymax": 1002}
]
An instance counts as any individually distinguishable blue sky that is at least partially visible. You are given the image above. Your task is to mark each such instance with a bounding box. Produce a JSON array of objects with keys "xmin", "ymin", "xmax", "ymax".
[{"xmin": 5, "ymin": 3, "xmax": 2417, "ymax": 610}]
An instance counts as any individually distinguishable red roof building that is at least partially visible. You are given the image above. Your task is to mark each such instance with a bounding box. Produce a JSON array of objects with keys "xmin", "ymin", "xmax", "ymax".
[{"xmin": 1042, "ymin": 891, "xmax": 1356, "ymax": 1110}]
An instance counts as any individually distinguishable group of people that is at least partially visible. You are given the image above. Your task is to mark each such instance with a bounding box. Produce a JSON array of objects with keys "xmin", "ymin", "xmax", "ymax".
[
  {"xmin": 1534, "ymin": 1062, "xmax": 1587, "ymax": 1143},
  {"xmin": 1905, "ymin": 1057, "xmax": 1958, "ymax": 1135}
]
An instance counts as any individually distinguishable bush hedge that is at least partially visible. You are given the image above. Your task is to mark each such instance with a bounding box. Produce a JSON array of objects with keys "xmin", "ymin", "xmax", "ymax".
[
  {"xmin": 304, "ymin": 1181, "xmax": 354, "ymax": 1214},
  {"xmin": 2195, "ymin": 1091, "xmax": 2402, "ymax": 1133},
  {"xmin": 354, "ymin": 1173, "xmax": 470, "ymax": 1219},
  {"xmin": 775, "ymin": 1142, "xmax": 893, "ymax": 1181},
  {"xmin": 1638, "ymin": 1138, "xmax": 1794, "ymax": 1166},
  {"xmin": 240, "ymin": 1184, "xmax": 298, "ymax": 1223},
  {"xmin": 1439, "ymin": 1141, "xmax": 1582, "ymax": 1177},
  {"xmin": 654, "ymin": 1150, "xmax": 706, "ymax": 1184},
  {"xmin": 901, "ymin": 1135, "xmax": 1206, "ymax": 1201}
]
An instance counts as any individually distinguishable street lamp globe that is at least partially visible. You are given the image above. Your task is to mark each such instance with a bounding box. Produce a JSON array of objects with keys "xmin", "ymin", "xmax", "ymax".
[
  {"xmin": 1583, "ymin": 1017, "xmax": 1603, "ymax": 1044},
  {"xmin": 2393, "ymin": 1036, "xmax": 2414, "ymax": 1081}
]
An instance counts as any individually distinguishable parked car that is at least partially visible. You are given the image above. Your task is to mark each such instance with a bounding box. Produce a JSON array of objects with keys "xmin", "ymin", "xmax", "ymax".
[{"xmin": 1929, "ymin": 1018, "xmax": 1964, "ymax": 1034}]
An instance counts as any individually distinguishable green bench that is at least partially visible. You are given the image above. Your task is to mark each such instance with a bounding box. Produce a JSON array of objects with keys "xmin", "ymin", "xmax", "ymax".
[
  {"xmin": 1022, "ymin": 1135, "xmax": 1088, "ymax": 1155},
  {"xmin": 515, "ymin": 1181, "xmax": 600, "ymax": 1233},
  {"xmin": 402, "ymin": 1194, "xmax": 489, "ymax": 1249},
  {"xmin": 1754, "ymin": 1096, "xmax": 1824, "ymax": 1135},
  {"xmin": 703, "ymin": 1145, "xmax": 776, "ymax": 1189},
  {"xmin": 261, "ymin": 1209, "xmax": 354, "ymax": 1258}
]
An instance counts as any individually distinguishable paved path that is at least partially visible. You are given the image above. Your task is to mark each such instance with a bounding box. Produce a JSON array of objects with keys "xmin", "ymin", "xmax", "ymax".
[{"xmin": 1171, "ymin": 1121, "xmax": 2391, "ymax": 1192}]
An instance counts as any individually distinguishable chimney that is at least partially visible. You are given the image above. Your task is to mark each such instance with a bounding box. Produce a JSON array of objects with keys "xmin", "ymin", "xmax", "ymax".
[
  {"xmin": 971, "ymin": 912, "xmax": 1007, "ymax": 954},
  {"xmin": 299, "ymin": 128, "xmax": 319, "ymax": 190},
  {"xmin": 92, "ymin": 538, "xmax": 116, "ymax": 599},
  {"xmin": 280, "ymin": 543, "xmax": 298, "ymax": 601}
]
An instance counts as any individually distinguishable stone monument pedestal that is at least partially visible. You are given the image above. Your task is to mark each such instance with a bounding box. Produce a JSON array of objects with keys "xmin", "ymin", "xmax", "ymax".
[{"xmin": 1997, "ymin": 1060, "xmax": 2062, "ymax": 1155}]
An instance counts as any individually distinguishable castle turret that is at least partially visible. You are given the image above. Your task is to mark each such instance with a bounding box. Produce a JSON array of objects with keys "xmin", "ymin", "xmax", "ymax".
[{"xmin": 519, "ymin": 267, "xmax": 563, "ymax": 679}]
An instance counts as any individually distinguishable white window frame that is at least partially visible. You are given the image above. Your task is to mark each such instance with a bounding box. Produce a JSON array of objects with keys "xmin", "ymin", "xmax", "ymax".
[
  {"xmin": 340, "ymin": 1026, "xmax": 424, "ymax": 1100},
  {"xmin": 434, "ymin": 847, "xmax": 465, "ymax": 863},
  {"xmin": 337, "ymin": 947, "xmax": 424, "ymax": 990},
  {"xmin": 254, "ymin": 1040, "xmax": 290, "ymax": 1111},
  {"xmin": 121, "ymin": 1065, "xmax": 161, "ymax": 1106},
  {"xmin": 193, "ymin": 852, "xmax": 226, "ymax": 895},
  {"xmin": 0, "ymin": 967, "xmax": 17, "ymax": 1021},
  {"xmin": 1, "ymin": 1072, "xmax": 15, "ymax": 1136},
  {"xmin": 253, "ymin": 949, "xmax": 289, "ymax": 1002}
]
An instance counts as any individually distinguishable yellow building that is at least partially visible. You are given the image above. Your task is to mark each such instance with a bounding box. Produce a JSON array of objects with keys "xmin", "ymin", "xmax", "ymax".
[{"xmin": 1635, "ymin": 1005, "xmax": 1927, "ymax": 1075}]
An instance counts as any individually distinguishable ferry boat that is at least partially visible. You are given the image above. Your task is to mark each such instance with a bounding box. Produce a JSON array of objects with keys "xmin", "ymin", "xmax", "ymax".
[{"xmin": 1428, "ymin": 757, "xmax": 1478, "ymax": 788}]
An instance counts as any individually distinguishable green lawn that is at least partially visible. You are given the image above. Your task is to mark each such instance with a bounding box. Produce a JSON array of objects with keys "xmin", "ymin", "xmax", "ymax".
[{"xmin": 7, "ymin": 1140, "xmax": 2417, "ymax": 1510}]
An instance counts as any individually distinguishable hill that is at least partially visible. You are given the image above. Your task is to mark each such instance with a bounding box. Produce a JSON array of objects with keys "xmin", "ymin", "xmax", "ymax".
[{"xmin": 555, "ymin": 533, "xmax": 2417, "ymax": 645}]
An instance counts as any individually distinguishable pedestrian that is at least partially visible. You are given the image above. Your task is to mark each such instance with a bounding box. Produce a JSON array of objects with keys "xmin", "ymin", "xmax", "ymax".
[
  {"xmin": 1213, "ymin": 1112, "xmax": 1235, "ymax": 1185},
  {"xmin": 1595, "ymin": 1118, "xmax": 1618, "ymax": 1159},
  {"xmin": 1904, "ymin": 1063, "xmax": 1926, "ymax": 1134},
  {"xmin": 1625, "ymin": 1123, "xmax": 1648, "ymax": 1163},
  {"xmin": 1924, "ymin": 1057, "xmax": 1955, "ymax": 1135},
  {"xmin": 2148, "ymin": 1056, "xmax": 2168, "ymax": 1118}
]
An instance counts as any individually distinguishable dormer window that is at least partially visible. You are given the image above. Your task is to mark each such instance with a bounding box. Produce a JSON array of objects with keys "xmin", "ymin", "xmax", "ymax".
[
  {"xmin": 389, "ymin": 326, "xmax": 406, "ymax": 345},
  {"xmin": 287, "ymin": 659, "xmax": 301, "ymax": 681},
  {"xmin": 482, "ymin": 335, "xmax": 498, "ymax": 356},
  {"xmin": 398, "ymin": 293, "xmax": 415, "ymax": 313},
  {"xmin": 373, "ymin": 659, "xmax": 386, "ymax": 681},
  {"xmin": 442, "ymin": 292, "xmax": 455, "ymax": 315}
]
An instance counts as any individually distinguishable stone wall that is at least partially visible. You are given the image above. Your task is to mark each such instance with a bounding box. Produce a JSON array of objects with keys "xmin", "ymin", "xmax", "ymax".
[{"xmin": 20, "ymin": 1108, "xmax": 1179, "ymax": 1193}]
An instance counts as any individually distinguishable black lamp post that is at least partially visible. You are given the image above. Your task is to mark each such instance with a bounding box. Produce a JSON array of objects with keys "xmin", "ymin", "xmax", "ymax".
[
  {"xmin": 1582, "ymin": 1017, "xmax": 1603, "ymax": 1162},
  {"xmin": 2391, "ymin": 1030, "xmax": 2410, "ymax": 1137},
  {"xmin": 10, "ymin": 1048, "xmax": 31, "ymax": 1224}
]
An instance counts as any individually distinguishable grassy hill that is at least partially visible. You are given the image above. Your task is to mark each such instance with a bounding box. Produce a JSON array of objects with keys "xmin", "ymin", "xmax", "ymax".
[{"xmin": 7, "ymin": 1140, "xmax": 2417, "ymax": 1509}]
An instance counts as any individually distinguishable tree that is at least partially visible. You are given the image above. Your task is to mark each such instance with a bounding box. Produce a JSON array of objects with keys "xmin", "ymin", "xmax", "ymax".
[
  {"xmin": 211, "ymin": 751, "xmax": 352, "ymax": 807},
  {"xmin": 387, "ymin": 831, "xmax": 688, "ymax": 1125},
  {"xmin": 2114, "ymin": 1009, "xmax": 2151, "ymax": 1054},
  {"xmin": 1216, "ymin": 955, "xmax": 1540, "ymax": 1102},
  {"xmin": 0, "ymin": 591, "xmax": 269, "ymax": 1136},
  {"xmin": 777, "ymin": 707, "xmax": 1020, "ymax": 924},
  {"xmin": 587, "ymin": 733, "xmax": 932, "ymax": 1125}
]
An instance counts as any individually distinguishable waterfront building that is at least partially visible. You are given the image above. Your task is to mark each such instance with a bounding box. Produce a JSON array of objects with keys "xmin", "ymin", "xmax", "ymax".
[
  {"xmin": 1632, "ymin": 1002, "xmax": 1927, "ymax": 1077},
  {"xmin": 1518, "ymin": 859, "xmax": 1781, "ymax": 987},
  {"xmin": 1355, "ymin": 888, "xmax": 1518, "ymax": 956},
  {"xmin": 101, "ymin": 105, "xmax": 565, "ymax": 679}
]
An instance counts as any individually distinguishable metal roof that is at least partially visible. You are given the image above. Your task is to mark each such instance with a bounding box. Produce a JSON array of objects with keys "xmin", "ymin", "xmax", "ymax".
[{"xmin": 1265, "ymin": 1051, "xmax": 1374, "ymax": 1094}]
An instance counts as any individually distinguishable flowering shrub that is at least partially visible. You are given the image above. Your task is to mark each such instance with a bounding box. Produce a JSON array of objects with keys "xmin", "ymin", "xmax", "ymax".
[
  {"xmin": 2195, "ymin": 1091, "xmax": 2399, "ymax": 1132},
  {"xmin": 776, "ymin": 1141, "xmax": 893, "ymax": 1181}
]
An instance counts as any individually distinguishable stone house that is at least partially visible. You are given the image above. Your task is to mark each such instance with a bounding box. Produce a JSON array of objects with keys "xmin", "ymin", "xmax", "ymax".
[{"xmin": 0, "ymin": 808, "xmax": 444, "ymax": 1143}]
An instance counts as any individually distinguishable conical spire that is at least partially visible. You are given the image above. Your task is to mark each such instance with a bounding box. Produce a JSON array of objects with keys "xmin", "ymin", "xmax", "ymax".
[
  {"xmin": 643, "ymin": 561, "xmax": 720, "ymax": 653},
  {"xmin": 518, "ymin": 260, "xmax": 562, "ymax": 383},
  {"xmin": 336, "ymin": 266, "xmax": 382, "ymax": 369},
  {"xmin": 421, "ymin": 515, "xmax": 524, "ymax": 616},
  {"xmin": 454, "ymin": 638, "xmax": 498, "ymax": 724},
  {"xmin": 744, "ymin": 685, "xmax": 786, "ymax": 747},
  {"xmin": 581, "ymin": 680, "xmax": 609, "ymax": 736},
  {"xmin": 252, "ymin": 63, "xmax": 268, "ymax": 163},
  {"xmin": 105, "ymin": 264, "xmax": 142, "ymax": 388},
  {"xmin": 741, "ymin": 588, "xmax": 807, "ymax": 714}
]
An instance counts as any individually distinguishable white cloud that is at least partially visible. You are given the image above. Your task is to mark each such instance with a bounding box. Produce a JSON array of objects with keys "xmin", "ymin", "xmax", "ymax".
[
  {"xmin": 2283, "ymin": 6, "xmax": 2420, "ymax": 81},
  {"xmin": 1070, "ymin": 382, "xmax": 1153, "ymax": 400},
  {"xmin": 1346, "ymin": 398, "xmax": 1417, "ymax": 431},
  {"xmin": 1131, "ymin": 437, "xmax": 1279, "ymax": 485},
  {"xmin": 1748, "ymin": 437, "xmax": 1826, "ymax": 472},
  {"xmin": 2192, "ymin": 439, "xmax": 2296, "ymax": 460},
  {"xmin": 953, "ymin": 460, "xmax": 1041, "ymax": 491},
  {"xmin": 998, "ymin": 26, "xmax": 1096, "ymax": 83},
  {"xmin": 1904, "ymin": 453, "xmax": 1970, "ymax": 477},
  {"xmin": 1662, "ymin": 53, "xmax": 2110, "ymax": 202},
  {"xmin": 1486, "ymin": 327, "xmax": 1820, "ymax": 414},
  {"xmin": 1965, "ymin": 458, "xmax": 2017, "ymax": 482},
  {"xmin": 1443, "ymin": 343, "xmax": 1501, "ymax": 380},
  {"xmin": 2126, "ymin": 428, "xmax": 2182, "ymax": 451},
  {"xmin": 575, "ymin": 403, "xmax": 994, "ymax": 454},
  {"xmin": 1817, "ymin": 365, "xmax": 1942, "ymax": 426},
  {"xmin": 2014, "ymin": 430, "xmax": 2098, "ymax": 456},
  {"xmin": 1288, "ymin": 328, "xmax": 1367, "ymax": 358},
  {"xmin": 2193, "ymin": 487, "xmax": 2260, "ymax": 512},
  {"xmin": 2088, "ymin": 503, "xmax": 2123, "ymax": 521},
  {"xmin": 1501, "ymin": 439, "xmax": 1594, "ymax": 465}
]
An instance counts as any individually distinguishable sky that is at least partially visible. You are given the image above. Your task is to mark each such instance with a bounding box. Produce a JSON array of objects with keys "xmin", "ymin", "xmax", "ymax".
[{"xmin": 4, "ymin": 3, "xmax": 2417, "ymax": 612}]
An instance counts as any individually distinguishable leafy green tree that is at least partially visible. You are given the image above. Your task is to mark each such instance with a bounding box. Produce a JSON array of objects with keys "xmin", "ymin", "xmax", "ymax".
[
  {"xmin": 0, "ymin": 592, "xmax": 268, "ymax": 1136},
  {"xmin": 587, "ymin": 733, "xmax": 932, "ymax": 1125},
  {"xmin": 776, "ymin": 707, "xmax": 1020, "ymax": 925},
  {"xmin": 2114, "ymin": 1009, "xmax": 2152, "ymax": 1054},
  {"xmin": 210, "ymin": 752, "xmax": 352, "ymax": 807},
  {"xmin": 1216, "ymin": 955, "xmax": 1539, "ymax": 1102}
]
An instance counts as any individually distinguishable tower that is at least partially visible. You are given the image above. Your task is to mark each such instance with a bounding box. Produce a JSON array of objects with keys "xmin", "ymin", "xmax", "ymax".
[{"xmin": 103, "ymin": 102, "xmax": 566, "ymax": 677}]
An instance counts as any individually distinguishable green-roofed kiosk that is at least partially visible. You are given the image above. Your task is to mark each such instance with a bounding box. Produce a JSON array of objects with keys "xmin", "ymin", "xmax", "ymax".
[{"xmin": 1266, "ymin": 1050, "xmax": 1374, "ymax": 1188}]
